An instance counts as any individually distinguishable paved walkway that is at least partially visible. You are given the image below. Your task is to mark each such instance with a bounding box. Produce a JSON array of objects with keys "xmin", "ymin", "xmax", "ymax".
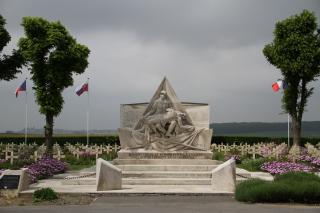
[
  {"xmin": 1, "ymin": 195, "xmax": 319, "ymax": 213},
  {"xmin": 20, "ymin": 168, "xmax": 273, "ymax": 195},
  {"xmin": 21, "ymin": 178, "xmax": 232, "ymax": 194}
]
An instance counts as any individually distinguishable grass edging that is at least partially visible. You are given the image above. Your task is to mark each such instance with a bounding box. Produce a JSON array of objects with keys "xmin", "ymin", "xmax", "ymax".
[{"xmin": 235, "ymin": 172, "xmax": 320, "ymax": 204}]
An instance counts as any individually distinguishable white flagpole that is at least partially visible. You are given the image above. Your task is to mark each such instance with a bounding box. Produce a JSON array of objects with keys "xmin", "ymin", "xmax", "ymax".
[
  {"xmin": 87, "ymin": 77, "xmax": 90, "ymax": 146},
  {"xmin": 287, "ymin": 113, "xmax": 290, "ymax": 147},
  {"xmin": 25, "ymin": 78, "xmax": 28, "ymax": 144}
]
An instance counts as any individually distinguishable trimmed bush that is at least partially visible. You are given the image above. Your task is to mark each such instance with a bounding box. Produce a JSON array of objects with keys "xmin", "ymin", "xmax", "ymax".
[
  {"xmin": 33, "ymin": 188, "xmax": 58, "ymax": 202},
  {"xmin": 212, "ymin": 136, "xmax": 319, "ymax": 146},
  {"xmin": 0, "ymin": 134, "xmax": 318, "ymax": 146},
  {"xmin": 0, "ymin": 134, "xmax": 120, "ymax": 145},
  {"xmin": 235, "ymin": 172, "xmax": 320, "ymax": 203}
]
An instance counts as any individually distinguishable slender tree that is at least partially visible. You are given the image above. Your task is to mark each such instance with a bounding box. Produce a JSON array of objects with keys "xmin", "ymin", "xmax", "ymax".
[
  {"xmin": 18, "ymin": 17, "xmax": 90, "ymax": 153},
  {"xmin": 0, "ymin": 14, "xmax": 24, "ymax": 81},
  {"xmin": 263, "ymin": 10, "xmax": 320, "ymax": 146}
]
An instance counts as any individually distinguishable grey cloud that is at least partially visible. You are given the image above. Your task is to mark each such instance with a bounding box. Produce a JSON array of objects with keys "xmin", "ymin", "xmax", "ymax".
[
  {"xmin": 1, "ymin": 0, "xmax": 319, "ymax": 50},
  {"xmin": 0, "ymin": 1, "xmax": 319, "ymax": 132}
]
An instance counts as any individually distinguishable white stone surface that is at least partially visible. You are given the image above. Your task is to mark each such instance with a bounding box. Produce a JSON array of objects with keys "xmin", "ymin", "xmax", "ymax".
[
  {"xmin": 0, "ymin": 168, "xmax": 30, "ymax": 197},
  {"xmin": 211, "ymin": 159, "xmax": 236, "ymax": 192},
  {"xmin": 120, "ymin": 103, "xmax": 210, "ymax": 129},
  {"xmin": 96, "ymin": 158, "xmax": 122, "ymax": 191}
]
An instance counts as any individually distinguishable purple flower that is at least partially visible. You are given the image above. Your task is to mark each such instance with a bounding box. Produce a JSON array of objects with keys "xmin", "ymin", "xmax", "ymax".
[
  {"xmin": 0, "ymin": 169, "xmax": 5, "ymax": 175},
  {"xmin": 261, "ymin": 161, "xmax": 315, "ymax": 175},
  {"xmin": 79, "ymin": 151, "xmax": 96, "ymax": 158},
  {"xmin": 26, "ymin": 156, "xmax": 68, "ymax": 183},
  {"xmin": 225, "ymin": 155, "xmax": 241, "ymax": 163},
  {"xmin": 0, "ymin": 159, "xmax": 6, "ymax": 164}
]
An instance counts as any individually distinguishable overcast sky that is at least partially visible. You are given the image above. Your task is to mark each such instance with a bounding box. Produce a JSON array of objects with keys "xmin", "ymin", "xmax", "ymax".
[{"xmin": 0, "ymin": 0, "xmax": 319, "ymax": 132}]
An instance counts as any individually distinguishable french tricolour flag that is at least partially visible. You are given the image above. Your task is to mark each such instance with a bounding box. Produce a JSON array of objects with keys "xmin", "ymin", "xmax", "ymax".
[
  {"xmin": 75, "ymin": 82, "xmax": 89, "ymax": 96},
  {"xmin": 15, "ymin": 80, "xmax": 26, "ymax": 97},
  {"xmin": 272, "ymin": 80, "xmax": 287, "ymax": 92}
]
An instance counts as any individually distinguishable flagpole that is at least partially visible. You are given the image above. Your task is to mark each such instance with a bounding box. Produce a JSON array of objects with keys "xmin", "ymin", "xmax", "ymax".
[
  {"xmin": 87, "ymin": 77, "xmax": 90, "ymax": 146},
  {"xmin": 25, "ymin": 78, "xmax": 28, "ymax": 144},
  {"xmin": 287, "ymin": 113, "xmax": 290, "ymax": 147}
]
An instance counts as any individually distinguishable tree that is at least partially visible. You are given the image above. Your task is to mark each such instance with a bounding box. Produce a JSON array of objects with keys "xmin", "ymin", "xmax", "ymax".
[
  {"xmin": 0, "ymin": 14, "xmax": 24, "ymax": 81},
  {"xmin": 18, "ymin": 17, "xmax": 90, "ymax": 153},
  {"xmin": 263, "ymin": 10, "xmax": 320, "ymax": 146}
]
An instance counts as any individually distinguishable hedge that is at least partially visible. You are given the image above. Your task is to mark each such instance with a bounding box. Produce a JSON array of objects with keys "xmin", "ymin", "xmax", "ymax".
[
  {"xmin": 0, "ymin": 134, "xmax": 319, "ymax": 146},
  {"xmin": 235, "ymin": 172, "xmax": 320, "ymax": 203},
  {"xmin": 0, "ymin": 134, "xmax": 119, "ymax": 146},
  {"xmin": 212, "ymin": 136, "xmax": 319, "ymax": 146}
]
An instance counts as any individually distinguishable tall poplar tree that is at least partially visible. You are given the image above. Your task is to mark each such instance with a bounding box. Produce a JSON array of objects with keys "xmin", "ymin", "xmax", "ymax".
[
  {"xmin": 18, "ymin": 17, "xmax": 90, "ymax": 153},
  {"xmin": 263, "ymin": 10, "xmax": 320, "ymax": 146}
]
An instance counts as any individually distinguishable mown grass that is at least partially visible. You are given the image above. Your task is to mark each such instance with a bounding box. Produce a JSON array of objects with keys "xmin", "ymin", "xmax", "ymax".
[{"xmin": 235, "ymin": 172, "xmax": 320, "ymax": 203}]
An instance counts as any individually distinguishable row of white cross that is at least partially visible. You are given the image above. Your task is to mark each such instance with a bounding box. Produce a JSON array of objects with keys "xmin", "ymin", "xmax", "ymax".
[
  {"xmin": 65, "ymin": 143, "xmax": 120, "ymax": 160},
  {"xmin": 1, "ymin": 142, "xmax": 319, "ymax": 164}
]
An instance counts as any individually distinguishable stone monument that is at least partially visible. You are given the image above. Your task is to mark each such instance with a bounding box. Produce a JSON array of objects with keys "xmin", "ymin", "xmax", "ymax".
[{"xmin": 118, "ymin": 77, "xmax": 213, "ymax": 159}]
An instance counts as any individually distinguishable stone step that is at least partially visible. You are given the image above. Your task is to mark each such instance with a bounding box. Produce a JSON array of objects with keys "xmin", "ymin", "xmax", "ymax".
[
  {"xmin": 122, "ymin": 171, "xmax": 211, "ymax": 178},
  {"xmin": 113, "ymin": 159, "xmax": 221, "ymax": 165},
  {"xmin": 123, "ymin": 178, "xmax": 211, "ymax": 185},
  {"xmin": 61, "ymin": 176, "xmax": 248, "ymax": 186},
  {"xmin": 61, "ymin": 177, "xmax": 212, "ymax": 185},
  {"xmin": 116, "ymin": 165, "xmax": 218, "ymax": 171},
  {"xmin": 61, "ymin": 178, "xmax": 96, "ymax": 185}
]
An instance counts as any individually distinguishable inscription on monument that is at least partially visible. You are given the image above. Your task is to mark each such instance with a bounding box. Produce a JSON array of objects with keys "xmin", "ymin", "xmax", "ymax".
[
  {"xmin": 0, "ymin": 175, "xmax": 20, "ymax": 189},
  {"xmin": 128, "ymin": 153, "xmax": 206, "ymax": 159}
]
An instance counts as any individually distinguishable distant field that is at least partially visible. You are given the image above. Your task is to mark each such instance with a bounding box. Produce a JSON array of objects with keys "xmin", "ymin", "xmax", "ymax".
[
  {"xmin": 214, "ymin": 131, "xmax": 320, "ymax": 138},
  {"xmin": 212, "ymin": 121, "xmax": 320, "ymax": 138}
]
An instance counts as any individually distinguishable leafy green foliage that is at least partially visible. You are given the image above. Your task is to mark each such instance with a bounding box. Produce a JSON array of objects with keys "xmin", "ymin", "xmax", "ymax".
[
  {"xmin": 33, "ymin": 188, "xmax": 58, "ymax": 202},
  {"xmin": 235, "ymin": 172, "xmax": 320, "ymax": 203},
  {"xmin": 18, "ymin": 17, "xmax": 90, "ymax": 151},
  {"xmin": 212, "ymin": 136, "xmax": 319, "ymax": 146},
  {"xmin": 0, "ymin": 134, "xmax": 318, "ymax": 146},
  {"xmin": 0, "ymin": 135, "xmax": 120, "ymax": 145},
  {"xmin": 212, "ymin": 151, "xmax": 225, "ymax": 161},
  {"xmin": 263, "ymin": 10, "xmax": 320, "ymax": 146},
  {"xmin": 0, "ymin": 14, "xmax": 24, "ymax": 81},
  {"xmin": 237, "ymin": 158, "xmax": 270, "ymax": 172}
]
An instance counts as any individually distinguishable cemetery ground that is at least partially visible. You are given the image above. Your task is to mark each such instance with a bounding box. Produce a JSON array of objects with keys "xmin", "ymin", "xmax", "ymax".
[{"xmin": 0, "ymin": 135, "xmax": 319, "ymax": 207}]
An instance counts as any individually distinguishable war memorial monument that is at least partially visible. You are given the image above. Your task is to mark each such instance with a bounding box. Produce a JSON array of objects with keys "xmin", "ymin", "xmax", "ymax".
[{"xmin": 96, "ymin": 78, "xmax": 236, "ymax": 192}]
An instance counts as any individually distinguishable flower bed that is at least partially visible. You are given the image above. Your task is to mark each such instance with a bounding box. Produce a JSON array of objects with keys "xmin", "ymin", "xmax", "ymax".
[
  {"xmin": 261, "ymin": 161, "xmax": 315, "ymax": 175},
  {"xmin": 26, "ymin": 156, "xmax": 68, "ymax": 183},
  {"xmin": 298, "ymin": 155, "xmax": 320, "ymax": 167}
]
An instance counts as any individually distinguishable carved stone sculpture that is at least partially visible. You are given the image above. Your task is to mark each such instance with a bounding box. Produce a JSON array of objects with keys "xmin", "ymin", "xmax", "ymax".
[{"xmin": 118, "ymin": 77, "xmax": 213, "ymax": 152}]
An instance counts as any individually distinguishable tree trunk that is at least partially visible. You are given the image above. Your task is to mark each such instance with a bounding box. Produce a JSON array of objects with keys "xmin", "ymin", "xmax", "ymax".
[
  {"xmin": 291, "ymin": 116, "xmax": 301, "ymax": 147},
  {"xmin": 44, "ymin": 113, "xmax": 54, "ymax": 156}
]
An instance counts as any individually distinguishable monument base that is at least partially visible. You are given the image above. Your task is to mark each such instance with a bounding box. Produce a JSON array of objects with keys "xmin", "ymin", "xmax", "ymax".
[
  {"xmin": 118, "ymin": 128, "xmax": 213, "ymax": 151},
  {"xmin": 117, "ymin": 149, "xmax": 213, "ymax": 159}
]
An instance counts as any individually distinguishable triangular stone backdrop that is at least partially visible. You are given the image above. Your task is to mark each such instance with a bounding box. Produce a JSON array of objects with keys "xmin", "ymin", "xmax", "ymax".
[{"xmin": 134, "ymin": 77, "xmax": 193, "ymax": 130}]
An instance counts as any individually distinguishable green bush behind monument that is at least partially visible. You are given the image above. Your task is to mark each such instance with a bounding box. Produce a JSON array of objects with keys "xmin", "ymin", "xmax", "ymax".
[{"xmin": 0, "ymin": 134, "xmax": 318, "ymax": 146}]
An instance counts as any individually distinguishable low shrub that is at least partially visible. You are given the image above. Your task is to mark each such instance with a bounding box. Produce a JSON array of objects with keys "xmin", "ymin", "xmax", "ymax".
[
  {"xmin": 213, "ymin": 151, "xmax": 225, "ymax": 161},
  {"xmin": 235, "ymin": 172, "xmax": 320, "ymax": 203},
  {"xmin": 237, "ymin": 158, "xmax": 269, "ymax": 172},
  {"xmin": 33, "ymin": 188, "xmax": 58, "ymax": 202},
  {"xmin": 0, "ymin": 159, "xmax": 34, "ymax": 170}
]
